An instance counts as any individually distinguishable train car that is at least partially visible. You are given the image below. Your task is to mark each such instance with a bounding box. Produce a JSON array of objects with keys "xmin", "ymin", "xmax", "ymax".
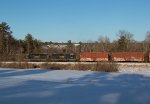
[
  {"xmin": 149, "ymin": 52, "xmax": 150, "ymax": 62},
  {"xmin": 111, "ymin": 52, "xmax": 144, "ymax": 62},
  {"xmin": 25, "ymin": 54, "xmax": 49, "ymax": 61},
  {"xmin": 80, "ymin": 52, "xmax": 108, "ymax": 62},
  {"xmin": 24, "ymin": 52, "xmax": 147, "ymax": 62},
  {"xmin": 51, "ymin": 53, "xmax": 78, "ymax": 61}
]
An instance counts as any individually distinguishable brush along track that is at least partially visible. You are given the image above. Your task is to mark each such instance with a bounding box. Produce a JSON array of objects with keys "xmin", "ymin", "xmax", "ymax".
[{"xmin": 1, "ymin": 62, "xmax": 150, "ymax": 69}]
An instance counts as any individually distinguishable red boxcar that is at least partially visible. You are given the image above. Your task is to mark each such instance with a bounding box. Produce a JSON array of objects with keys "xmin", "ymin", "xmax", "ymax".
[
  {"xmin": 111, "ymin": 52, "xmax": 144, "ymax": 62},
  {"xmin": 80, "ymin": 52, "xmax": 108, "ymax": 61},
  {"xmin": 149, "ymin": 52, "xmax": 150, "ymax": 62}
]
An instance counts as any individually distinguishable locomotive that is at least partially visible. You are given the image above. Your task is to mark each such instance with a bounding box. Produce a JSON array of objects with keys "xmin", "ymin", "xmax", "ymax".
[
  {"xmin": 25, "ymin": 53, "xmax": 78, "ymax": 62},
  {"xmin": 25, "ymin": 52, "xmax": 150, "ymax": 62}
]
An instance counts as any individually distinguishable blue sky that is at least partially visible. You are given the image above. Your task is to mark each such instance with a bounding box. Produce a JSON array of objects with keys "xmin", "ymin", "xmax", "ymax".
[{"xmin": 0, "ymin": 0, "xmax": 150, "ymax": 42}]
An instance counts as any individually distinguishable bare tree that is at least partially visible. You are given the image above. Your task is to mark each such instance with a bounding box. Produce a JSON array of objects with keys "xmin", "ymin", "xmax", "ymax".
[
  {"xmin": 144, "ymin": 31, "xmax": 150, "ymax": 52},
  {"xmin": 145, "ymin": 31, "xmax": 150, "ymax": 42},
  {"xmin": 117, "ymin": 30, "xmax": 134, "ymax": 42},
  {"xmin": 98, "ymin": 36, "xmax": 110, "ymax": 51}
]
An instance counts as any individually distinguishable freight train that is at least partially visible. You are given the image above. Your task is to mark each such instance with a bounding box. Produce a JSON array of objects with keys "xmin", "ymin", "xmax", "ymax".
[{"xmin": 25, "ymin": 52, "xmax": 150, "ymax": 62}]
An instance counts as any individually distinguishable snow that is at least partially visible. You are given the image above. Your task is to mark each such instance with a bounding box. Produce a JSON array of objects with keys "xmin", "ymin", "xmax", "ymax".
[
  {"xmin": 118, "ymin": 63, "xmax": 150, "ymax": 74},
  {"xmin": 0, "ymin": 68, "xmax": 150, "ymax": 104},
  {"xmin": 119, "ymin": 68, "xmax": 150, "ymax": 74}
]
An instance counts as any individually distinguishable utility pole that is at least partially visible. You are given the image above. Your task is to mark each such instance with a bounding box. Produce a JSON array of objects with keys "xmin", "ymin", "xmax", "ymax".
[
  {"xmin": 6, "ymin": 34, "xmax": 9, "ymax": 54},
  {"xmin": 28, "ymin": 42, "xmax": 30, "ymax": 54}
]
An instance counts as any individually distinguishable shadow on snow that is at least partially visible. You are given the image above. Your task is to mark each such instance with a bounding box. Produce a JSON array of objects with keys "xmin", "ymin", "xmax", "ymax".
[
  {"xmin": 0, "ymin": 69, "xmax": 49, "ymax": 77},
  {"xmin": 0, "ymin": 69, "xmax": 150, "ymax": 104}
]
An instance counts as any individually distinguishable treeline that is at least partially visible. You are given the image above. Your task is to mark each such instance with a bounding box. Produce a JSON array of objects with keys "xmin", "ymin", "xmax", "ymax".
[
  {"xmin": 45, "ymin": 31, "xmax": 150, "ymax": 53},
  {"xmin": 0, "ymin": 22, "xmax": 41, "ymax": 61},
  {"xmin": 0, "ymin": 22, "xmax": 150, "ymax": 61}
]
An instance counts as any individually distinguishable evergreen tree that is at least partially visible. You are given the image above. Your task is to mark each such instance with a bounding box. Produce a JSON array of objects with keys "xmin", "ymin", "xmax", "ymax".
[
  {"xmin": 117, "ymin": 36, "xmax": 127, "ymax": 51},
  {"xmin": 0, "ymin": 22, "xmax": 13, "ymax": 54},
  {"xmin": 25, "ymin": 34, "xmax": 34, "ymax": 54},
  {"xmin": 117, "ymin": 30, "xmax": 134, "ymax": 51},
  {"xmin": 24, "ymin": 34, "xmax": 42, "ymax": 54}
]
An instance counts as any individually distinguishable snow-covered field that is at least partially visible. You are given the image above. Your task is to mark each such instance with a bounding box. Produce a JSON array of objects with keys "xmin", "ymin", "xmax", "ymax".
[{"xmin": 0, "ymin": 68, "xmax": 150, "ymax": 104}]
